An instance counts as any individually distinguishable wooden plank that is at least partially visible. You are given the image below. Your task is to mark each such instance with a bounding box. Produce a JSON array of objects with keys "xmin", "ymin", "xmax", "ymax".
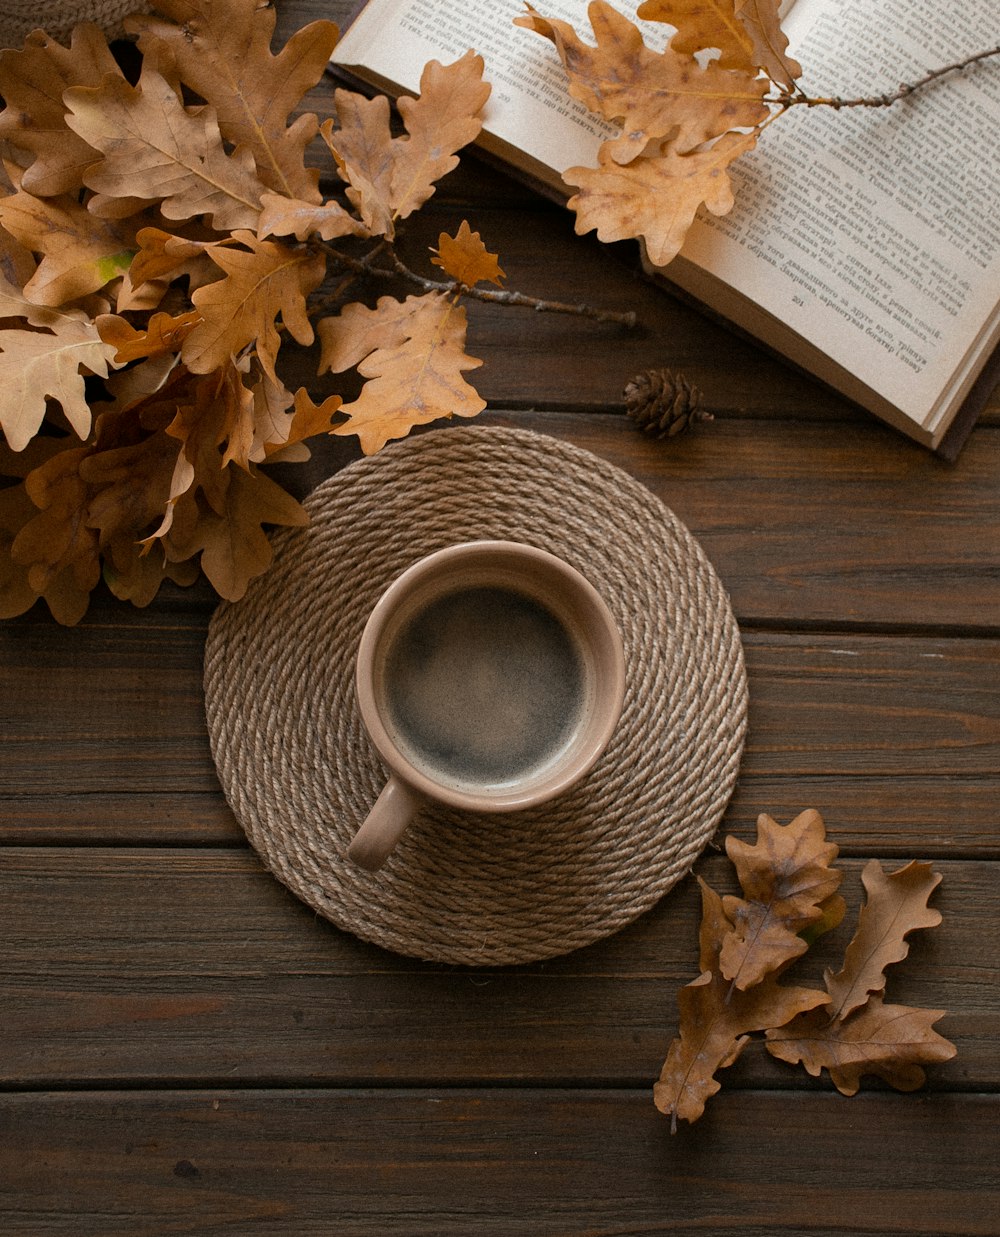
[
  {"xmin": 1, "ymin": 850, "xmax": 989, "ymax": 1088},
  {"xmin": 237, "ymin": 413, "xmax": 1000, "ymax": 630},
  {"xmin": 1, "ymin": 1088, "xmax": 996, "ymax": 1235},
  {"xmin": 4, "ymin": 415, "xmax": 999, "ymax": 638},
  {"xmin": 476, "ymin": 413, "xmax": 1000, "ymax": 630},
  {"xmin": 3, "ymin": 774, "xmax": 996, "ymax": 853},
  {"xmin": 4, "ymin": 608, "xmax": 997, "ymax": 803}
]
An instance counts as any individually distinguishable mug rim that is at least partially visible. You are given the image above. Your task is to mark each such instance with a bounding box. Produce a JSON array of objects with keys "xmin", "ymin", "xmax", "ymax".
[{"xmin": 354, "ymin": 539, "xmax": 626, "ymax": 813}]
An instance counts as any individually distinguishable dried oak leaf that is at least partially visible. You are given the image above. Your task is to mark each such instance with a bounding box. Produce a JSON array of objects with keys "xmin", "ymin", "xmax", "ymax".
[
  {"xmin": 11, "ymin": 445, "xmax": 102, "ymax": 624},
  {"xmin": 162, "ymin": 464, "xmax": 308, "ymax": 602},
  {"xmin": 430, "ymin": 220, "xmax": 506, "ymax": 288},
  {"xmin": 636, "ymin": 0, "xmax": 756, "ymax": 73},
  {"xmin": 0, "ymin": 190, "xmax": 134, "ymax": 306},
  {"xmin": 765, "ymin": 859, "xmax": 956, "ymax": 1095},
  {"xmin": 98, "ymin": 310, "xmax": 202, "ymax": 363},
  {"xmin": 257, "ymin": 192, "xmax": 368, "ymax": 243},
  {"xmin": 81, "ymin": 424, "xmax": 183, "ymax": 552},
  {"xmin": 128, "ymin": 227, "xmax": 220, "ymax": 291},
  {"xmin": 654, "ymin": 879, "xmax": 829, "ymax": 1129},
  {"xmin": 0, "ymin": 267, "xmax": 75, "ymax": 330},
  {"xmin": 822, "ymin": 859, "xmax": 944, "ymax": 1021},
  {"xmin": 0, "ymin": 24, "xmax": 123, "ymax": 198},
  {"xmin": 0, "ymin": 316, "xmax": 119, "ymax": 450},
  {"xmin": 259, "ymin": 386, "xmax": 344, "ymax": 460},
  {"xmin": 0, "ymin": 482, "xmax": 47, "ymax": 618},
  {"xmin": 734, "ymin": 0, "xmax": 802, "ymax": 90},
  {"xmin": 183, "ymin": 231, "xmax": 326, "ymax": 382},
  {"xmin": 720, "ymin": 809, "xmax": 843, "ymax": 992},
  {"xmin": 0, "ymin": 436, "xmax": 70, "ymax": 618},
  {"xmin": 318, "ymin": 291, "xmax": 485, "ymax": 455},
  {"xmin": 64, "ymin": 64, "xmax": 268, "ymax": 231},
  {"xmin": 517, "ymin": 1, "xmax": 767, "ymax": 165},
  {"xmin": 766, "ymin": 994, "xmax": 955, "ymax": 1097},
  {"xmin": 325, "ymin": 52, "xmax": 490, "ymax": 235},
  {"xmin": 566, "ymin": 128, "xmax": 757, "ymax": 267},
  {"xmin": 129, "ymin": 0, "xmax": 339, "ymax": 202}
]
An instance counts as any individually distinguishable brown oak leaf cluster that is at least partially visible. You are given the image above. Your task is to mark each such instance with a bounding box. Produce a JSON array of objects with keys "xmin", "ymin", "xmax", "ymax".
[
  {"xmin": 518, "ymin": 0, "xmax": 800, "ymax": 265},
  {"xmin": 654, "ymin": 810, "xmax": 956, "ymax": 1130},
  {"xmin": 0, "ymin": 0, "xmax": 503, "ymax": 622}
]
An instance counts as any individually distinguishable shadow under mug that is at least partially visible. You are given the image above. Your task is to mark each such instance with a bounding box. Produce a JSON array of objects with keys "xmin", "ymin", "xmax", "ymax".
[{"xmin": 347, "ymin": 540, "xmax": 626, "ymax": 870}]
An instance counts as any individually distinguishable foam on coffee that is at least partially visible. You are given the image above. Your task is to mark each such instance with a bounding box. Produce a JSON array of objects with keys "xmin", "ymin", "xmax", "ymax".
[{"xmin": 378, "ymin": 584, "xmax": 589, "ymax": 793}]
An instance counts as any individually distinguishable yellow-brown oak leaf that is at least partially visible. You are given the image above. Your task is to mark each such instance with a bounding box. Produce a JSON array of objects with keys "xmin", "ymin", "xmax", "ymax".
[
  {"xmin": 12, "ymin": 445, "xmax": 101, "ymax": 624},
  {"xmin": 80, "ymin": 429, "xmax": 182, "ymax": 549},
  {"xmin": 0, "ymin": 438, "xmax": 80, "ymax": 619},
  {"xmin": 765, "ymin": 994, "xmax": 956, "ymax": 1096},
  {"xmin": 0, "ymin": 216, "xmax": 38, "ymax": 294},
  {"xmin": 518, "ymin": 1, "xmax": 767, "ymax": 164},
  {"xmin": 0, "ymin": 317, "xmax": 119, "ymax": 451},
  {"xmin": 322, "ymin": 94, "xmax": 397, "ymax": 237},
  {"xmin": 735, "ymin": 0, "xmax": 802, "ymax": 89},
  {"xmin": 318, "ymin": 291, "xmax": 485, "ymax": 455},
  {"xmin": 822, "ymin": 860, "xmax": 944, "ymax": 1021},
  {"xmin": 430, "ymin": 220, "xmax": 505, "ymax": 288},
  {"xmin": 129, "ymin": 0, "xmax": 338, "ymax": 202},
  {"xmin": 720, "ymin": 809, "xmax": 843, "ymax": 991},
  {"xmin": 65, "ymin": 65, "xmax": 268, "ymax": 231},
  {"xmin": 327, "ymin": 53, "xmax": 489, "ymax": 233},
  {"xmin": 129, "ymin": 228, "xmax": 219, "ymax": 291},
  {"xmin": 105, "ymin": 535, "xmax": 200, "ymax": 607},
  {"xmin": 183, "ymin": 232, "xmax": 325, "ymax": 382},
  {"xmin": 259, "ymin": 386, "xmax": 344, "ymax": 460},
  {"xmin": 165, "ymin": 463, "xmax": 308, "ymax": 602},
  {"xmin": 565, "ymin": 128, "xmax": 757, "ymax": 267},
  {"xmin": 0, "ymin": 482, "xmax": 44, "ymax": 618},
  {"xmin": 391, "ymin": 54, "xmax": 491, "ymax": 217},
  {"xmin": 0, "ymin": 25, "xmax": 123, "ymax": 198},
  {"xmin": 637, "ymin": 0, "xmax": 756, "ymax": 72},
  {"xmin": 133, "ymin": 370, "xmax": 238, "ymax": 549},
  {"xmin": 0, "ymin": 189, "xmax": 134, "ymax": 306},
  {"xmin": 0, "ymin": 271, "xmax": 88, "ymax": 331},
  {"xmin": 654, "ymin": 880, "xmax": 829, "ymax": 1129},
  {"xmin": 97, "ymin": 310, "xmax": 202, "ymax": 363},
  {"xmin": 246, "ymin": 372, "xmax": 296, "ymax": 463},
  {"xmin": 257, "ymin": 192, "xmax": 368, "ymax": 243}
]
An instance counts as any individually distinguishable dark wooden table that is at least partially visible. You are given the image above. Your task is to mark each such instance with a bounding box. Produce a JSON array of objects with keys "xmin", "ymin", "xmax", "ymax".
[{"xmin": 3, "ymin": 2, "xmax": 999, "ymax": 1232}]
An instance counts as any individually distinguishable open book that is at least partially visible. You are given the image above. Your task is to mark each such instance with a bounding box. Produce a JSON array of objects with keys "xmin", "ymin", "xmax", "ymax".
[{"xmin": 330, "ymin": 0, "xmax": 1000, "ymax": 456}]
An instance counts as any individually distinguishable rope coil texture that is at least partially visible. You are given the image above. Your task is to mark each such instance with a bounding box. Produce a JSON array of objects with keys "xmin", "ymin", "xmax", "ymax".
[
  {"xmin": 0, "ymin": 3, "xmax": 147, "ymax": 46},
  {"xmin": 204, "ymin": 426, "xmax": 748, "ymax": 965}
]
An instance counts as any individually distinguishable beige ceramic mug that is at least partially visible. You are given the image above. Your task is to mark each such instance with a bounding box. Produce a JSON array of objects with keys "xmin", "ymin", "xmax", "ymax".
[{"xmin": 347, "ymin": 540, "xmax": 626, "ymax": 870}]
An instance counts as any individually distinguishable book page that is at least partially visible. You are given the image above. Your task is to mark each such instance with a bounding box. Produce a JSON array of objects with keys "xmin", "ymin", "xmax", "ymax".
[
  {"xmin": 331, "ymin": 0, "xmax": 666, "ymax": 175},
  {"xmin": 676, "ymin": 0, "xmax": 1000, "ymax": 427}
]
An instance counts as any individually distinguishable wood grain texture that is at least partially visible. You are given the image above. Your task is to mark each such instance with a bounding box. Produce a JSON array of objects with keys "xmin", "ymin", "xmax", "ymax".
[
  {"xmin": 4, "ymin": 600, "xmax": 998, "ymax": 800},
  {"xmin": 0, "ymin": 850, "xmax": 990, "ymax": 1088},
  {"xmin": 1, "ymin": 1089, "xmax": 997, "ymax": 1236}
]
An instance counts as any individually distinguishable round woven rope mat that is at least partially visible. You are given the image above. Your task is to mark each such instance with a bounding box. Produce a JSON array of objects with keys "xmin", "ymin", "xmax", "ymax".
[{"xmin": 204, "ymin": 426, "xmax": 748, "ymax": 965}]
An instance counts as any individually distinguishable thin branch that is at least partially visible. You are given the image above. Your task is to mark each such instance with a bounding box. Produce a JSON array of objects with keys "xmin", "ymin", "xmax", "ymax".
[
  {"xmin": 384, "ymin": 247, "xmax": 637, "ymax": 327},
  {"xmin": 310, "ymin": 238, "xmax": 634, "ymax": 326},
  {"xmin": 766, "ymin": 43, "xmax": 1000, "ymax": 109}
]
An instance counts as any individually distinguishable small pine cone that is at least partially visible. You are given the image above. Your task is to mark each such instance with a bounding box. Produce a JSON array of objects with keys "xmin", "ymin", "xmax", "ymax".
[{"xmin": 624, "ymin": 368, "xmax": 712, "ymax": 439}]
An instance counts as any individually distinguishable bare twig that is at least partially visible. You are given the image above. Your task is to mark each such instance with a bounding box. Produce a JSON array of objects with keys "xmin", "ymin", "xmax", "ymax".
[
  {"xmin": 385, "ymin": 247, "xmax": 637, "ymax": 326},
  {"xmin": 310, "ymin": 237, "xmax": 635, "ymax": 326},
  {"xmin": 766, "ymin": 43, "xmax": 1000, "ymax": 109}
]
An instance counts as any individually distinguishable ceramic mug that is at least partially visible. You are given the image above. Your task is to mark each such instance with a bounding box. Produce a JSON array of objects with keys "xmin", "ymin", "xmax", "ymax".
[{"xmin": 347, "ymin": 540, "xmax": 626, "ymax": 870}]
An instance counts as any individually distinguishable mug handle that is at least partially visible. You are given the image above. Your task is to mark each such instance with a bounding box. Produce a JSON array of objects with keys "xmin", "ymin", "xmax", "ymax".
[{"xmin": 347, "ymin": 776, "xmax": 425, "ymax": 870}]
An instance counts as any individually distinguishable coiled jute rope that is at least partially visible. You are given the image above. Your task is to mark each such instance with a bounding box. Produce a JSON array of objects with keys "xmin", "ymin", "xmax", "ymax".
[
  {"xmin": 204, "ymin": 426, "xmax": 748, "ymax": 965},
  {"xmin": 0, "ymin": 2, "xmax": 146, "ymax": 47}
]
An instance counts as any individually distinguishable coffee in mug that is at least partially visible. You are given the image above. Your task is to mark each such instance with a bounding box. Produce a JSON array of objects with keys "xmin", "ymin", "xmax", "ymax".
[{"xmin": 348, "ymin": 541, "xmax": 625, "ymax": 870}]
